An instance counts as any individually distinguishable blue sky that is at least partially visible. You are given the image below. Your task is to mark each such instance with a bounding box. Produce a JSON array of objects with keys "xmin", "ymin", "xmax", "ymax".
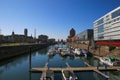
[{"xmin": 0, "ymin": 0, "xmax": 120, "ymax": 40}]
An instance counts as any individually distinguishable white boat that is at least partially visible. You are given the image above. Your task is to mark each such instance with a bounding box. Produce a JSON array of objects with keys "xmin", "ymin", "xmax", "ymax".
[
  {"xmin": 100, "ymin": 57, "xmax": 113, "ymax": 66},
  {"xmin": 47, "ymin": 48, "xmax": 56, "ymax": 56},
  {"xmin": 99, "ymin": 56, "xmax": 120, "ymax": 66},
  {"xmin": 73, "ymin": 48, "xmax": 81, "ymax": 56}
]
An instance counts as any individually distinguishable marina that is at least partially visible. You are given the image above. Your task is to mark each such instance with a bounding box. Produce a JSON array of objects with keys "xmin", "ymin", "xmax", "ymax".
[
  {"xmin": 0, "ymin": 1, "xmax": 120, "ymax": 80},
  {"xmin": 0, "ymin": 44, "xmax": 120, "ymax": 80},
  {"xmin": 29, "ymin": 44, "xmax": 120, "ymax": 80}
]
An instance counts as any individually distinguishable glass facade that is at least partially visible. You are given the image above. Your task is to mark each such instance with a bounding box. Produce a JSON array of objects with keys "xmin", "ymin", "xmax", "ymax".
[
  {"xmin": 98, "ymin": 25, "xmax": 104, "ymax": 39},
  {"xmin": 76, "ymin": 29, "xmax": 93, "ymax": 40},
  {"xmin": 97, "ymin": 18, "xmax": 104, "ymax": 25},
  {"xmin": 112, "ymin": 9, "xmax": 120, "ymax": 18},
  {"xmin": 94, "ymin": 7, "xmax": 120, "ymax": 41}
]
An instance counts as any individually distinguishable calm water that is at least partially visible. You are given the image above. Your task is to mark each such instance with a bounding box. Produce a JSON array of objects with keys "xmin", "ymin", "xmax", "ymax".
[{"xmin": 0, "ymin": 44, "xmax": 120, "ymax": 80}]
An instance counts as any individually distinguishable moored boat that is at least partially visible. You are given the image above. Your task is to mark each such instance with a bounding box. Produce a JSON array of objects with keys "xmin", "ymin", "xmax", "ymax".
[
  {"xmin": 47, "ymin": 47, "xmax": 56, "ymax": 56},
  {"xmin": 99, "ymin": 56, "xmax": 120, "ymax": 66},
  {"xmin": 81, "ymin": 49, "xmax": 92, "ymax": 57}
]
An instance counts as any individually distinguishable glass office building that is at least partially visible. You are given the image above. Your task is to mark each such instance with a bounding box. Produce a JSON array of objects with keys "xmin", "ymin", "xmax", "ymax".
[
  {"xmin": 94, "ymin": 6, "xmax": 120, "ymax": 41},
  {"xmin": 76, "ymin": 29, "xmax": 93, "ymax": 44}
]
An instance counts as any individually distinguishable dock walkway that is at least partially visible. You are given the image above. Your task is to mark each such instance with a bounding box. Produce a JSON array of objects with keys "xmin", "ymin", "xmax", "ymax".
[
  {"xmin": 31, "ymin": 62, "xmax": 120, "ymax": 79},
  {"xmin": 31, "ymin": 66, "xmax": 120, "ymax": 72},
  {"xmin": 40, "ymin": 62, "xmax": 48, "ymax": 80},
  {"xmin": 85, "ymin": 61, "xmax": 109, "ymax": 78}
]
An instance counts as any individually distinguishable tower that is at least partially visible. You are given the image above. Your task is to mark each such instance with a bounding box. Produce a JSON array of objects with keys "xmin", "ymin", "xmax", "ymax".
[
  {"xmin": 24, "ymin": 28, "xmax": 28, "ymax": 37},
  {"xmin": 70, "ymin": 28, "xmax": 75, "ymax": 38},
  {"xmin": 34, "ymin": 29, "xmax": 36, "ymax": 39},
  {"xmin": 12, "ymin": 31, "xmax": 15, "ymax": 36}
]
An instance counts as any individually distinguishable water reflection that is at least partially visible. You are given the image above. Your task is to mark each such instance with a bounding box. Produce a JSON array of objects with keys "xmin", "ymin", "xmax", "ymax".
[
  {"xmin": 0, "ymin": 44, "xmax": 120, "ymax": 80},
  {"xmin": 37, "ymin": 48, "xmax": 48, "ymax": 55},
  {"xmin": 0, "ymin": 54, "xmax": 29, "ymax": 74}
]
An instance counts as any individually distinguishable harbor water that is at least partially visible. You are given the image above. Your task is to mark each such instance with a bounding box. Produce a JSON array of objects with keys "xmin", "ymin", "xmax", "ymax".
[{"xmin": 0, "ymin": 44, "xmax": 120, "ymax": 80}]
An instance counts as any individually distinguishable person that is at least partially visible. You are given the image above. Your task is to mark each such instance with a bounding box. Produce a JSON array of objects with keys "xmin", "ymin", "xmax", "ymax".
[
  {"xmin": 95, "ymin": 60, "xmax": 99, "ymax": 70},
  {"xmin": 103, "ymin": 63, "xmax": 107, "ymax": 69}
]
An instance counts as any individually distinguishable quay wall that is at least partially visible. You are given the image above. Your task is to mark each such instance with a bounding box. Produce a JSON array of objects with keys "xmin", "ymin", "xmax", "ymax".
[
  {"xmin": 67, "ymin": 42, "xmax": 120, "ymax": 59},
  {"xmin": 0, "ymin": 43, "xmax": 48, "ymax": 61}
]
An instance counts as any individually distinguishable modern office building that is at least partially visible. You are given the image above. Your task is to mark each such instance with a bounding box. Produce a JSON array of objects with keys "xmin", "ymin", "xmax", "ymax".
[
  {"xmin": 94, "ymin": 6, "xmax": 120, "ymax": 46},
  {"xmin": 76, "ymin": 29, "xmax": 93, "ymax": 44}
]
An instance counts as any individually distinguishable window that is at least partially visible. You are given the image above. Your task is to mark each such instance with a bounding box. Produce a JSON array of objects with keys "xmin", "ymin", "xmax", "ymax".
[
  {"xmin": 112, "ymin": 9, "xmax": 120, "ymax": 18},
  {"xmin": 98, "ymin": 33, "xmax": 104, "ymax": 39},
  {"xmin": 117, "ymin": 17, "xmax": 120, "ymax": 21},
  {"xmin": 97, "ymin": 18, "xmax": 104, "ymax": 25},
  {"xmin": 98, "ymin": 25, "xmax": 104, "ymax": 39},
  {"xmin": 114, "ymin": 19, "xmax": 117, "ymax": 22},
  {"xmin": 98, "ymin": 25, "xmax": 104, "ymax": 33},
  {"xmin": 106, "ymin": 15, "xmax": 109, "ymax": 18}
]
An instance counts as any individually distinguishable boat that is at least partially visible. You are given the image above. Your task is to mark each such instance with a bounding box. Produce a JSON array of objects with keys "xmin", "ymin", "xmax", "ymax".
[
  {"xmin": 59, "ymin": 48, "xmax": 70, "ymax": 56},
  {"xmin": 99, "ymin": 56, "xmax": 120, "ymax": 66},
  {"xmin": 73, "ymin": 48, "xmax": 81, "ymax": 56},
  {"xmin": 60, "ymin": 51, "xmax": 68, "ymax": 56},
  {"xmin": 80, "ymin": 49, "xmax": 92, "ymax": 57},
  {"xmin": 61, "ymin": 69, "xmax": 78, "ymax": 80},
  {"xmin": 47, "ymin": 47, "xmax": 56, "ymax": 56}
]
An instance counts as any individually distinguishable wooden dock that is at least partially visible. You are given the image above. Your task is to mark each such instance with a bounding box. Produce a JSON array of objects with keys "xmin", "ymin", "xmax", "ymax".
[
  {"xmin": 40, "ymin": 62, "xmax": 54, "ymax": 80},
  {"xmin": 31, "ymin": 66, "xmax": 120, "ymax": 72},
  {"xmin": 84, "ymin": 61, "xmax": 109, "ymax": 78},
  {"xmin": 40, "ymin": 62, "xmax": 48, "ymax": 80},
  {"xmin": 31, "ymin": 62, "xmax": 120, "ymax": 79},
  {"xmin": 65, "ymin": 63, "xmax": 78, "ymax": 79}
]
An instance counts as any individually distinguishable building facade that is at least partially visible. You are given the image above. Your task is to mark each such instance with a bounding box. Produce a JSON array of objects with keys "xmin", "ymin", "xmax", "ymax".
[
  {"xmin": 94, "ymin": 7, "xmax": 120, "ymax": 41},
  {"xmin": 0, "ymin": 29, "xmax": 34, "ymax": 43},
  {"xmin": 67, "ymin": 28, "xmax": 76, "ymax": 42},
  {"xmin": 76, "ymin": 29, "xmax": 93, "ymax": 44},
  {"xmin": 94, "ymin": 6, "xmax": 120, "ymax": 46},
  {"xmin": 69, "ymin": 28, "xmax": 75, "ymax": 38},
  {"xmin": 38, "ymin": 35, "xmax": 48, "ymax": 43}
]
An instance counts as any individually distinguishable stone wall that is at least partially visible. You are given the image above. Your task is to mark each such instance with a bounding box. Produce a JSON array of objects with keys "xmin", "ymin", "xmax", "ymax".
[{"xmin": 0, "ymin": 43, "xmax": 48, "ymax": 60}]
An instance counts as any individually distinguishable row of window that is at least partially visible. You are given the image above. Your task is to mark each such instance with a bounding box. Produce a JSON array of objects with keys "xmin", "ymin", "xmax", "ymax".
[
  {"xmin": 94, "ymin": 21, "xmax": 120, "ymax": 34},
  {"xmin": 104, "ymin": 29, "xmax": 120, "ymax": 35},
  {"xmin": 97, "ymin": 18, "xmax": 104, "ymax": 25},
  {"xmin": 95, "ymin": 9, "xmax": 120, "ymax": 26},
  {"xmin": 98, "ymin": 33, "xmax": 120, "ymax": 39},
  {"xmin": 104, "ymin": 26, "xmax": 120, "ymax": 31},
  {"xmin": 98, "ymin": 29, "xmax": 120, "ymax": 39},
  {"xmin": 95, "ymin": 17, "xmax": 120, "ymax": 30},
  {"xmin": 105, "ymin": 17, "xmax": 120, "ymax": 25},
  {"xmin": 112, "ymin": 9, "xmax": 120, "ymax": 19}
]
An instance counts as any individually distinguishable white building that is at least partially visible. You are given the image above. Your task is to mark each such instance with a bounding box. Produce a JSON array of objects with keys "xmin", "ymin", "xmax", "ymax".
[{"xmin": 94, "ymin": 6, "xmax": 120, "ymax": 42}]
